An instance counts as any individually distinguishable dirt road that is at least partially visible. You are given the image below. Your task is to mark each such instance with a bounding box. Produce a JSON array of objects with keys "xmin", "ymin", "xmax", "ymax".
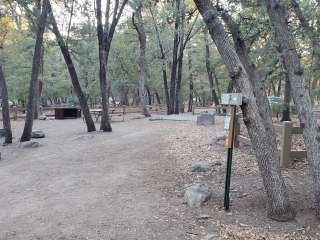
[{"xmin": 0, "ymin": 119, "xmax": 194, "ymax": 240}]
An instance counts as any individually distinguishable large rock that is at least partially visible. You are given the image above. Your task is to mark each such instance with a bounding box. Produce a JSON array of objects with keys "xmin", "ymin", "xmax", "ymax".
[
  {"xmin": 208, "ymin": 131, "xmax": 227, "ymax": 145},
  {"xmin": 31, "ymin": 130, "xmax": 45, "ymax": 139},
  {"xmin": 20, "ymin": 141, "xmax": 40, "ymax": 148},
  {"xmin": 184, "ymin": 183, "xmax": 211, "ymax": 207},
  {"xmin": 197, "ymin": 113, "xmax": 215, "ymax": 126},
  {"xmin": 191, "ymin": 161, "xmax": 209, "ymax": 172}
]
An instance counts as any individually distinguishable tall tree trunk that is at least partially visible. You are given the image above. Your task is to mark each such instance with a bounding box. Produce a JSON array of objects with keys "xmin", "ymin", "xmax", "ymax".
[
  {"xmin": 221, "ymin": 9, "xmax": 274, "ymax": 136},
  {"xmin": 204, "ymin": 28, "xmax": 220, "ymax": 106},
  {"xmin": 291, "ymin": 0, "xmax": 320, "ymax": 105},
  {"xmin": 169, "ymin": 0, "xmax": 181, "ymax": 114},
  {"xmin": 0, "ymin": 65, "xmax": 12, "ymax": 144},
  {"xmin": 265, "ymin": 0, "xmax": 320, "ymax": 219},
  {"xmin": 155, "ymin": 91, "xmax": 161, "ymax": 104},
  {"xmin": 281, "ymin": 71, "xmax": 291, "ymax": 121},
  {"xmin": 194, "ymin": 0, "xmax": 295, "ymax": 221},
  {"xmin": 96, "ymin": 0, "xmax": 112, "ymax": 131},
  {"xmin": 47, "ymin": 1, "xmax": 96, "ymax": 132},
  {"xmin": 174, "ymin": 0, "xmax": 185, "ymax": 114},
  {"xmin": 149, "ymin": 7, "xmax": 170, "ymax": 114},
  {"xmin": 21, "ymin": 0, "xmax": 49, "ymax": 142},
  {"xmin": 132, "ymin": 4, "xmax": 151, "ymax": 117},
  {"xmin": 95, "ymin": 0, "xmax": 128, "ymax": 131},
  {"xmin": 187, "ymin": 51, "xmax": 193, "ymax": 112}
]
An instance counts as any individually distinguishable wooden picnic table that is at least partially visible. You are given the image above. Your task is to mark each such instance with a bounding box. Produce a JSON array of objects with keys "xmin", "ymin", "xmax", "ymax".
[{"xmin": 90, "ymin": 107, "xmax": 126, "ymax": 122}]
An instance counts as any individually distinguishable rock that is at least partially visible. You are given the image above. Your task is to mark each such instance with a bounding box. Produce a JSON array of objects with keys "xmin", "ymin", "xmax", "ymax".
[
  {"xmin": 208, "ymin": 131, "xmax": 226, "ymax": 145},
  {"xmin": 197, "ymin": 113, "xmax": 215, "ymax": 126},
  {"xmin": 197, "ymin": 214, "xmax": 211, "ymax": 220},
  {"xmin": 191, "ymin": 161, "xmax": 209, "ymax": 172},
  {"xmin": 38, "ymin": 115, "xmax": 47, "ymax": 120},
  {"xmin": 206, "ymin": 233, "xmax": 216, "ymax": 240},
  {"xmin": 184, "ymin": 183, "xmax": 211, "ymax": 207},
  {"xmin": 20, "ymin": 141, "xmax": 40, "ymax": 148},
  {"xmin": 31, "ymin": 130, "xmax": 45, "ymax": 139}
]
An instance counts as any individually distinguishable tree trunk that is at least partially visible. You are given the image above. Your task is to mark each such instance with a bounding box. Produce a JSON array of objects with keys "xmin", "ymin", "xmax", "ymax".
[
  {"xmin": 21, "ymin": 0, "xmax": 49, "ymax": 142},
  {"xmin": 149, "ymin": 7, "xmax": 170, "ymax": 114},
  {"xmin": 204, "ymin": 28, "xmax": 220, "ymax": 106},
  {"xmin": 187, "ymin": 51, "xmax": 193, "ymax": 112},
  {"xmin": 96, "ymin": 0, "xmax": 112, "ymax": 131},
  {"xmin": 0, "ymin": 65, "xmax": 12, "ymax": 144},
  {"xmin": 155, "ymin": 91, "xmax": 161, "ymax": 104},
  {"xmin": 47, "ymin": 1, "xmax": 96, "ymax": 132},
  {"xmin": 132, "ymin": 4, "xmax": 151, "ymax": 117},
  {"xmin": 194, "ymin": 0, "xmax": 295, "ymax": 221},
  {"xmin": 174, "ymin": 0, "xmax": 185, "ymax": 114},
  {"xmin": 265, "ymin": 0, "xmax": 320, "ymax": 219},
  {"xmin": 169, "ymin": 0, "xmax": 181, "ymax": 114},
  {"xmin": 281, "ymin": 72, "xmax": 291, "ymax": 121},
  {"xmin": 291, "ymin": 0, "xmax": 320, "ymax": 105}
]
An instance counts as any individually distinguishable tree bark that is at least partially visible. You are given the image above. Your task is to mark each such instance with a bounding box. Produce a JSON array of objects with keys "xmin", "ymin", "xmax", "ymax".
[
  {"xmin": 281, "ymin": 71, "xmax": 291, "ymax": 121},
  {"xmin": 265, "ymin": 0, "xmax": 320, "ymax": 219},
  {"xmin": 149, "ymin": 7, "xmax": 170, "ymax": 114},
  {"xmin": 174, "ymin": 0, "xmax": 185, "ymax": 114},
  {"xmin": 187, "ymin": 51, "xmax": 193, "ymax": 112},
  {"xmin": 0, "ymin": 65, "xmax": 12, "ymax": 144},
  {"xmin": 194, "ymin": 0, "xmax": 295, "ymax": 221},
  {"xmin": 204, "ymin": 28, "xmax": 220, "ymax": 106},
  {"xmin": 96, "ymin": 0, "xmax": 128, "ymax": 131},
  {"xmin": 21, "ymin": 0, "xmax": 49, "ymax": 142},
  {"xmin": 169, "ymin": 0, "xmax": 181, "ymax": 114},
  {"xmin": 291, "ymin": 0, "xmax": 320, "ymax": 105},
  {"xmin": 47, "ymin": 1, "xmax": 96, "ymax": 132},
  {"xmin": 132, "ymin": 4, "xmax": 151, "ymax": 117}
]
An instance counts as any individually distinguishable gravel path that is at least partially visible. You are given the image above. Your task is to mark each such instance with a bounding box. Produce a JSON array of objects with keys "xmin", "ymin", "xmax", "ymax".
[{"xmin": 0, "ymin": 119, "xmax": 194, "ymax": 240}]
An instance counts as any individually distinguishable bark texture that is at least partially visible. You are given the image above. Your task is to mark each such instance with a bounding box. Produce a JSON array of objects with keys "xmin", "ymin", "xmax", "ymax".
[
  {"xmin": 265, "ymin": 0, "xmax": 320, "ymax": 219},
  {"xmin": 132, "ymin": 4, "xmax": 151, "ymax": 117},
  {"xmin": 21, "ymin": 0, "xmax": 49, "ymax": 142},
  {"xmin": 204, "ymin": 28, "xmax": 220, "ymax": 106},
  {"xmin": 0, "ymin": 65, "xmax": 12, "ymax": 144},
  {"xmin": 194, "ymin": 0, "xmax": 295, "ymax": 221}
]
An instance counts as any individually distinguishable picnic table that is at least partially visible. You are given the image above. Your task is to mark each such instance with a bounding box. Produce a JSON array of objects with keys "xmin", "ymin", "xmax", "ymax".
[
  {"xmin": 90, "ymin": 107, "xmax": 126, "ymax": 122},
  {"xmin": 55, "ymin": 107, "xmax": 81, "ymax": 119}
]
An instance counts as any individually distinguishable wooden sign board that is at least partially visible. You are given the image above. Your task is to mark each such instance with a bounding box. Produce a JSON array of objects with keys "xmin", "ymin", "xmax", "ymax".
[{"xmin": 221, "ymin": 93, "xmax": 242, "ymax": 106}]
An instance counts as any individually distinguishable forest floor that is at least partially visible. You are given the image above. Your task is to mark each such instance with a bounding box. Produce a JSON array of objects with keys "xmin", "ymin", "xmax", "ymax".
[{"xmin": 0, "ymin": 113, "xmax": 319, "ymax": 240}]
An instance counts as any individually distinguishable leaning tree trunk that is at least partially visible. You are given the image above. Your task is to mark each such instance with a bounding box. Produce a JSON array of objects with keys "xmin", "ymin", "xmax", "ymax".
[
  {"xmin": 133, "ymin": 5, "xmax": 151, "ymax": 117},
  {"xmin": 174, "ymin": 0, "xmax": 185, "ymax": 114},
  {"xmin": 47, "ymin": 1, "xmax": 96, "ymax": 132},
  {"xmin": 265, "ymin": 0, "xmax": 320, "ymax": 219},
  {"xmin": 21, "ymin": 0, "xmax": 49, "ymax": 142},
  {"xmin": 204, "ymin": 28, "xmax": 220, "ymax": 106},
  {"xmin": 0, "ymin": 65, "xmax": 12, "ymax": 144},
  {"xmin": 194, "ymin": 0, "xmax": 295, "ymax": 221}
]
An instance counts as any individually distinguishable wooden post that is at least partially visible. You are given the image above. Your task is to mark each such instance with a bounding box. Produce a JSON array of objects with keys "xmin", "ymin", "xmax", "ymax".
[
  {"xmin": 280, "ymin": 121, "xmax": 293, "ymax": 168},
  {"xmin": 13, "ymin": 106, "xmax": 18, "ymax": 121}
]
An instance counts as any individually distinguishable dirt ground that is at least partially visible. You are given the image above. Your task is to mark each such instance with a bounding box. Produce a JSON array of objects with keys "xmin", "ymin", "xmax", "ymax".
[{"xmin": 0, "ymin": 114, "xmax": 319, "ymax": 239}]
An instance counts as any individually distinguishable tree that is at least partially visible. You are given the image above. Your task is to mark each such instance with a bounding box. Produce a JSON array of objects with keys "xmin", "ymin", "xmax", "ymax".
[
  {"xmin": 0, "ymin": 64, "xmax": 12, "ymax": 144},
  {"xmin": 132, "ymin": 2, "xmax": 151, "ymax": 117},
  {"xmin": 204, "ymin": 28, "xmax": 219, "ymax": 106},
  {"xmin": 95, "ymin": 0, "xmax": 128, "ymax": 132},
  {"xmin": 194, "ymin": 0, "xmax": 295, "ymax": 221},
  {"xmin": 264, "ymin": 0, "xmax": 320, "ymax": 219},
  {"xmin": 20, "ymin": 0, "xmax": 49, "ymax": 142}
]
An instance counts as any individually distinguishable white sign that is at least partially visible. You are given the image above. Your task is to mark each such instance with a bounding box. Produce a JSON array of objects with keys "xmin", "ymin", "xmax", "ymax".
[{"xmin": 221, "ymin": 93, "xmax": 242, "ymax": 106}]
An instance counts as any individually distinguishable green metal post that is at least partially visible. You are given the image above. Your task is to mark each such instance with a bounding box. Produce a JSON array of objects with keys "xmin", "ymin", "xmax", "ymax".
[{"xmin": 224, "ymin": 107, "xmax": 237, "ymax": 210}]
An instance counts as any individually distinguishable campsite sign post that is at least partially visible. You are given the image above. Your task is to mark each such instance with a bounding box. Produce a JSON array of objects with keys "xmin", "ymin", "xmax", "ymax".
[{"xmin": 221, "ymin": 93, "xmax": 242, "ymax": 211}]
